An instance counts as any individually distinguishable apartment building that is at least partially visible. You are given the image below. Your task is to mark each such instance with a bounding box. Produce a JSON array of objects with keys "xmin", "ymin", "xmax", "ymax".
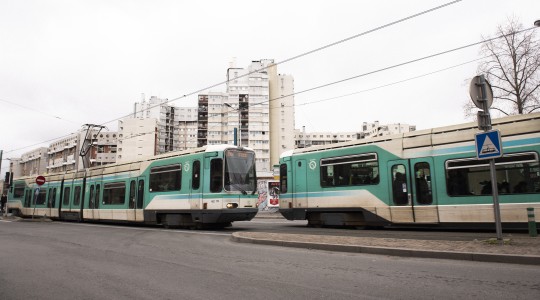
[
  {"xmin": 362, "ymin": 121, "xmax": 416, "ymax": 138},
  {"xmin": 47, "ymin": 129, "xmax": 118, "ymax": 173},
  {"xmin": 295, "ymin": 121, "xmax": 416, "ymax": 148},
  {"xmin": 18, "ymin": 147, "xmax": 48, "ymax": 176},
  {"xmin": 197, "ymin": 59, "xmax": 295, "ymax": 176},
  {"xmin": 295, "ymin": 129, "xmax": 360, "ymax": 148}
]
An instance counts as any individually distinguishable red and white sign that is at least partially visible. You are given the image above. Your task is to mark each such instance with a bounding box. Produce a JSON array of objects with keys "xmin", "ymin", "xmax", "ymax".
[
  {"xmin": 267, "ymin": 181, "xmax": 280, "ymax": 208},
  {"xmin": 36, "ymin": 175, "xmax": 46, "ymax": 186}
]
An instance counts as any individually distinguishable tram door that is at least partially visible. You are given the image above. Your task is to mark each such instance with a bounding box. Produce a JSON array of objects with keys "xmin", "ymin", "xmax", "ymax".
[
  {"xmin": 388, "ymin": 160, "xmax": 414, "ymax": 223},
  {"xmin": 388, "ymin": 159, "xmax": 439, "ymax": 224},
  {"xmin": 293, "ymin": 159, "xmax": 308, "ymax": 209},
  {"xmin": 409, "ymin": 158, "xmax": 438, "ymax": 223},
  {"xmin": 126, "ymin": 177, "xmax": 145, "ymax": 222},
  {"xmin": 189, "ymin": 160, "xmax": 202, "ymax": 210}
]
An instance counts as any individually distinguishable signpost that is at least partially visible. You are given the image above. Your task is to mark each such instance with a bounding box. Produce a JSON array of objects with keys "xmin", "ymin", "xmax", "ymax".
[
  {"xmin": 33, "ymin": 176, "xmax": 46, "ymax": 219},
  {"xmin": 469, "ymin": 75, "xmax": 503, "ymax": 243}
]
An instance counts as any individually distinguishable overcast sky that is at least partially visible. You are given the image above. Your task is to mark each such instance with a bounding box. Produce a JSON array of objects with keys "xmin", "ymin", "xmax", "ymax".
[{"xmin": 1, "ymin": 0, "xmax": 539, "ymax": 171}]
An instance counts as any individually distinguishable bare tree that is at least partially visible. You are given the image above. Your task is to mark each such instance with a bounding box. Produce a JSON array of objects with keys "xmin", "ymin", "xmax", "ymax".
[{"xmin": 465, "ymin": 17, "xmax": 540, "ymax": 118}]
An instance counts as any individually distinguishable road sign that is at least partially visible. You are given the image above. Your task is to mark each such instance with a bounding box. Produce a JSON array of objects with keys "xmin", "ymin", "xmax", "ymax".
[
  {"xmin": 36, "ymin": 175, "xmax": 46, "ymax": 186},
  {"xmin": 475, "ymin": 130, "xmax": 503, "ymax": 160},
  {"xmin": 469, "ymin": 75, "xmax": 494, "ymax": 109}
]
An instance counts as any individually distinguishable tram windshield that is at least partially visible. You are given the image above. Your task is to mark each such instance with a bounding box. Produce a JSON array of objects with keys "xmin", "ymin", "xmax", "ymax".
[{"xmin": 224, "ymin": 149, "xmax": 257, "ymax": 194}]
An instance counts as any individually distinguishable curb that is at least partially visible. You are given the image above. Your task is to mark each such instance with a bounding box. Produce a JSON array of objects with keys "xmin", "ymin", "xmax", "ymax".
[{"xmin": 231, "ymin": 232, "xmax": 540, "ymax": 266}]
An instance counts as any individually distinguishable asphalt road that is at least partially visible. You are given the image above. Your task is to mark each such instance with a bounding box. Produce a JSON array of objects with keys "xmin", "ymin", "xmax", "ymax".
[{"xmin": 1, "ymin": 220, "xmax": 539, "ymax": 299}]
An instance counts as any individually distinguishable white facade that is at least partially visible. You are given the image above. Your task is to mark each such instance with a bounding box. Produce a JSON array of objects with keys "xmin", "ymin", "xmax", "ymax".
[
  {"xmin": 268, "ymin": 63, "xmax": 295, "ymax": 169},
  {"xmin": 117, "ymin": 118, "xmax": 158, "ymax": 162},
  {"xmin": 129, "ymin": 94, "xmax": 198, "ymax": 155},
  {"xmin": 47, "ymin": 134, "xmax": 80, "ymax": 173},
  {"xmin": 295, "ymin": 122, "xmax": 416, "ymax": 148},
  {"xmin": 176, "ymin": 107, "xmax": 199, "ymax": 151},
  {"xmin": 197, "ymin": 59, "xmax": 295, "ymax": 177},
  {"xmin": 295, "ymin": 129, "xmax": 360, "ymax": 148},
  {"xmin": 362, "ymin": 121, "xmax": 416, "ymax": 138},
  {"xmin": 90, "ymin": 130, "xmax": 118, "ymax": 166},
  {"xmin": 19, "ymin": 147, "xmax": 48, "ymax": 176},
  {"xmin": 45, "ymin": 129, "xmax": 117, "ymax": 173}
]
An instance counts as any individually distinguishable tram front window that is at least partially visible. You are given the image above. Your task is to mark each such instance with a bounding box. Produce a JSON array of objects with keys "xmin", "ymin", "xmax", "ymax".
[{"xmin": 224, "ymin": 149, "xmax": 257, "ymax": 194}]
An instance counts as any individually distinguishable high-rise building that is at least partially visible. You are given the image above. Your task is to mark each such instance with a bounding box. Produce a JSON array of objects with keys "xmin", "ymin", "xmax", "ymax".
[
  {"xmin": 197, "ymin": 59, "xmax": 295, "ymax": 176},
  {"xmin": 133, "ymin": 95, "xmax": 179, "ymax": 153},
  {"xmin": 268, "ymin": 62, "xmax": 295, "ymax": 169},
  {"xmin": 117, "ymin": 118, "xmax": 158, "ymax": 162}
]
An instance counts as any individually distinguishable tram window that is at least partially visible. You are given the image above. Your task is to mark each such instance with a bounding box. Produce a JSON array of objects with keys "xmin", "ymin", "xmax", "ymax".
[
  {"xmin": 192, "ymin": 160, "xmax": 201, "ymax": 190},
  {"xmin": 103, "ymin": 182, "xmax": 126, "ymax": 205},
  {"xmin": 95, "ymin": 184, "xmax": 101, "ymax": 209},
  {"xmin": 391, "ymin": 165, "xmax": 408, "ymax": 206},
  {"xmin": 150, "ymin": 164, "xmax": 182, "ymax": 192},
  {"xmin": 36, "ymin": 189, "xmax": 47, "ymax": 205},
  {"xmin": 52, "ymin": 188, "xmax": 56, "ymax": 208},
  {"xmin": 47, "ymin": 188, "xmax": 53, "ymax": 207},
  {"xmin": 137, "ymin": 180, "xmax": 144, "ymax": 209},
  {"xmin": 129, "ymin": 180, "xmax": 136, "ymax": 209},
  {"xmin": 320, "ymin": 153, "xmax": 379, "ymax": 187},
  {"xmin": 73, "ymin": 186, "xmax": 81, "ymax": 206},
  {"xmin": 210, "ymin": 159, "xmax": 223, "ymax": 193},
  {"xmin": 445, "ymin": 152, "xmax": 540, "ymax": 196},
  {"xmin": 280, "ymin": 164, "xmax": 288, "ymax": 194},
  {"xmin": 14, "ymin": 184, "xmax": 25, "ymax": 199},
  {"xmin": 25, "ymin": 190, "xmax": 31, "ymax": 207},
  {"xmin": 89, "ymin": 185, "xmax": 95, "ymax": 209},
  {"xmin": 414, "ymin": 162, "xmax": 432, "ymax": 205},
  {"xmin": 63, "ymin": 187, "xmax": 71, "ymax": 206}
]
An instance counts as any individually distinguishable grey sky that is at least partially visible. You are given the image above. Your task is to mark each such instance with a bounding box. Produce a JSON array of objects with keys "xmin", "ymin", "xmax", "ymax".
[{"xmin": 1, "ymin": 0, "xmax": 539, "ymax": 171}]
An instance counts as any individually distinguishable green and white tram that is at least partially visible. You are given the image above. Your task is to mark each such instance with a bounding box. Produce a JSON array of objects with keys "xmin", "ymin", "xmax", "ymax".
[
  {"xmin": 278, "ymin": 113, "xmax": 540, "ymax": 229},
  {"xmin": 7, "ymin": 145, "xmax": 259, "ymax": 228}
]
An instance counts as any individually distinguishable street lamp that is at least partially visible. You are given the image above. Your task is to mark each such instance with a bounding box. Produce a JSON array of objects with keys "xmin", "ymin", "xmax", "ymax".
[{"xmin": 224, "ymin": 103, "xmax": 240, "ymax": 146}]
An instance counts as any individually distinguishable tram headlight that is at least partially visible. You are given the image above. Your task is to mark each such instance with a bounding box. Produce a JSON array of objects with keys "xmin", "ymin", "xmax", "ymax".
[{"xmin": 226, "ymin": 203, "xmax": 238, "ymax": 209}]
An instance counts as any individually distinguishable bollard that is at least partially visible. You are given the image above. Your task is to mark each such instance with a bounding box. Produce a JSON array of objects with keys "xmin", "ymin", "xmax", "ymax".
[{"xmin": 527, "ymin": 208, "xmax": 537, "ymax": 237}]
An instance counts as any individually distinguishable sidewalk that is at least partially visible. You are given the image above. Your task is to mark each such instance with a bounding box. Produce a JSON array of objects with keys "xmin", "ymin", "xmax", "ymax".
[
  {"xmin": 242, "ymin": 211, "xmax": 540, "ymax": 265},
  {"xmin": 232, "ymin": 232, "xmax": 540, "ymax": 265}
]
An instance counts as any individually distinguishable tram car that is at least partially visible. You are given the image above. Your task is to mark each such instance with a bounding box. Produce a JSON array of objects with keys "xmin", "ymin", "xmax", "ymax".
[
  {"xmin": 6, "ymin": 145, "xmax": 259, "ymax": 228},
  {"xmin": 278, "ymin": 113, "xmax": 540, "ymax": 229}
]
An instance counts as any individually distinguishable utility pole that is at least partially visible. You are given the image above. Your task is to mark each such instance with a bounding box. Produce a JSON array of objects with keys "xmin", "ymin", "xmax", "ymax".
[
  {"xmin": 470, "ymin": 75, "xmax": 503, "ymax": 243},
  {"xmin": 80, "ymin": 124, "xmax": 106, "ymax": 169}
]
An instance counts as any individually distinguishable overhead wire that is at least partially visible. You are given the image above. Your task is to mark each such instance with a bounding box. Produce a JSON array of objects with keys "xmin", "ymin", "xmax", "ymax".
[
  {"xmin": 95, "ymin": 0, "xmax": 464, "ymax": 127},
  {"xmin": 3, "ymin": 0, "xmax": 464, "ymax": 155},
  {"xmin": 0, "ymin": 98, "xmax": 79, "ymax": 124}
]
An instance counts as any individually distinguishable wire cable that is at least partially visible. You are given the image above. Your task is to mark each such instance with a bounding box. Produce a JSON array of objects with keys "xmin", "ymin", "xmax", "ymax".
[{"xmin": 2, "ymin": 0, "xmax": 465, "ymax": 155}]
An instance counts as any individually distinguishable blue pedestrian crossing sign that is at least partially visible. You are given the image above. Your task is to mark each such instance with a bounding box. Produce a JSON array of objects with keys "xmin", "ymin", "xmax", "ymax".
[{"xmin": 475, "ymin": 130, "xmax": 503, "ymax": 159}]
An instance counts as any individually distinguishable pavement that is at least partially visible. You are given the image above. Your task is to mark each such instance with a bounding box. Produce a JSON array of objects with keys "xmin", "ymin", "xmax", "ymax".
[
  {"xmin": 3, "ymin": 211, "xmax": 539, "ymax": 265},
  {"xmin": 236, "ymin": 210, "xmax": 540, "ymax": 266}
]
